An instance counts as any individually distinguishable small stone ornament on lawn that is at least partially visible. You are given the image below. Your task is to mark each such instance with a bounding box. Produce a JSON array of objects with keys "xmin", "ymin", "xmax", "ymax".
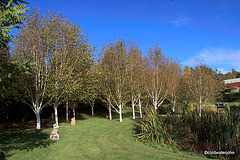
[
  {"xmin": 71, "ymin": 118, "xmax": 75, "ymax": 125},
  {"xmin": 50, "ymin": 124, "xmax": 59, "ymax": 140}
]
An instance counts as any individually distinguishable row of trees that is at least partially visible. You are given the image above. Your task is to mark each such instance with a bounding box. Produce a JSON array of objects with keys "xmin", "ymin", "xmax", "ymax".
[
  {"xmin": 216, "ymin": 69, "xmax": 240, "ymax": 80},
  {"xmin": 11, "ymin": 8, "xmax": 94, "ymax": 129},
  {"xmin": 98, "ymin": 40, "xmax": 223, "ymax": 120},
  {"xmin": 2, "ymin": 5, "xmax": 224, "ymax": 129}
]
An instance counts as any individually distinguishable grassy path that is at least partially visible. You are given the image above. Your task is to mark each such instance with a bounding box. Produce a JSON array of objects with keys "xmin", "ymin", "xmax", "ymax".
[{"xmin": 1, "ymin": 113, "xmax": 210, "ymax": 160}]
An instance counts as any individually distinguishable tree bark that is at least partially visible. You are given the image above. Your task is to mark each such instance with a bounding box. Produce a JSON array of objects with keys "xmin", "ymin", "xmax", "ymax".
[
  {"xmin": 66, "ymin": 100, "xmax": 69, "ymax": 122},
  {"xmin": 119, "ymin": 104, "xmax": 122, "ymax": 122},
  {"xmin": 154, "ymin": 100, "xmax": 158, "ymax": 116},
  {"xmin": 34, "ymin": 93, "xmax": 42, "ymax": 129},
  {"xmin": 172, "ymin": 101, "xmax": 176, "ymax": 113},
  {"xmin": 54, "ymin": 103, "xmax": 59, "ymax": 127},
  {"xmin": 73, "ymin": 102, "xmax": 76, "ymax": 119},
  {"xmin": 109, "ymin": 105, "xmax": 112, "ymax": 120},
  {"xmin": 132, "ymin": 98, "xmax": 135, "ymax": 119},
  {"xmin": 90, "ymin": 100, "xmax": 95, "ymax": 116},
  {"xmin": 138, "ymin": 95, "xmax": 142, "ymax": 118},
  {"xmin": 199, "ymin": 105, "xmax": 202, "ymax": 117},
  {"xmin": 91, "ymin": 106, "xmax": 94, "ymax": 116},
  {"xmin": 36, "ymin": 109, "xmax": 41, "ymax": 130},
  {"xmin": 199, "ymin": 97, "xmax": 202, "ymax": 117}
]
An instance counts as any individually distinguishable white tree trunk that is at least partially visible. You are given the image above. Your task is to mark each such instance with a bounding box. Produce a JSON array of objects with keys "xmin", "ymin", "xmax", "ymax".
[
  {"xmin": 73, "ymin": 103, "xmax": 76, "ymax": 119},
  {"xmin": 119, "ymin": 104, "xmax": 122, "ymax": 122},
  {"xmin": 109, "ymin": 105, "xmax": 112, "ymax": 120},
  {"xmin": 154, "ymin": 100, "xmax": 158, "ymax": 116},
  {"xmin": 90, "ymin": 102, "xmax": 94, "ymax": 116},
  {"xmin": 172, "ymin": 101, "xmax": 175, "ymax": 113},
  {"xmin": 91, "ymin": 106, "xmax": 94, "ymax": 116},
  {"xmin": 132, "ymin": 100, "xmax": 135, "ymax": 119},
  {"xmin": 138, "ymin": 95, "xmax": 142, "ymax": 118},
  {"xmin": 72, "ymin": 109, "xmax": 75, "ymax": 119},
  {"xmin": 54, "ymin": 103, "xmax": 59, "ymax": 127},
  {"xmin": 66, "ymin": 100, "xmax": 69, "ymax": 122},
  {"xmin": 34, "ymin": 93, "xmax": 42, "ymax": 130},
  {"xmin": 36, "ymin": 109, "xmax": 41, "ymax": 130}
]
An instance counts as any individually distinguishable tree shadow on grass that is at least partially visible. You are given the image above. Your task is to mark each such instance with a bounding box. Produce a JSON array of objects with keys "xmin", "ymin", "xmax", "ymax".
[
  {"xmin": 0, "ymin": 127, "xmax": 56, "ymax": 159},
  {"xmin": 93, "ymin": 110, "xmax": 142, "ymax": 121},
  {"xmin": 123, "ymin": 110, "xmax": 141, "ymax": 119},
  {"xmin": 77, "ymin": 113, "xmax": 89, "ymax": 121},
  {"xmin": 81, "ymin": 109, "xmax": 142, "ymax": 123}
]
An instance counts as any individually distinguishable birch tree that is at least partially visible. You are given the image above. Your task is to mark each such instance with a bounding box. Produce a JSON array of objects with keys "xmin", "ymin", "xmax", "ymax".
[
  {"xmin": 100, "ymin": 39, "xmax": 129, "ymax": 122},
  {"xmin": 12, "ymin": 8, "xmax": 54, "ymax": 129},
  {"xmin": 127, "ymin": 41, "xmax": 143, "ymax": 119},
  {"xmin": 12, "ymin": 8, "xmax": 94, "ymax": 128},
  {"xmin": 65, "ymin": 32, "xmax": 95, "ymax": 119},
  {"xmin": 97, "ymin": 60, "xmax": 113, "ymax": 120},
  {"xmin": 167, "ymin": 59, "xmax": 182, "ymax": 113},
  {"xmin": 185, "ymin": 61, "xmax": 222, "ymax": 117},
  {"xmin": 47, "ymin": 13, "xmax": 83, "ymax": 127},
  {"xmin": 145, "ymin": 44, "xmax": 170, "ymax": 115},
  {"xmin": 46, "ymin": 12, "xmax": 66, "ymax": 127},
  {"xmin": 85, "ymin": 65, "xmax": 99, "ymax": 116},
  {"xmin": 178, "ymin": 66, "xmax": 193, "ymax": 108},
  {"xmin": 137, "ymin": 57, "xmax": 150, "ymax": 118}
]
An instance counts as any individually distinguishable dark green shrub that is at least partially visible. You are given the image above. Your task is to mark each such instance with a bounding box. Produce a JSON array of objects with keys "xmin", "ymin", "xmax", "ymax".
[{"xmin": 158, "ymin": 104, "xmax": 172, "ymax": 115}]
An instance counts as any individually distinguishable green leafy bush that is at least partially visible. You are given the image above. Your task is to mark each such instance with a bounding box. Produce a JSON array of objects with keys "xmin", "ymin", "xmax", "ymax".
[{"xmin": 202, "ymin": 105, "xmax": 218, "ymax": 113}]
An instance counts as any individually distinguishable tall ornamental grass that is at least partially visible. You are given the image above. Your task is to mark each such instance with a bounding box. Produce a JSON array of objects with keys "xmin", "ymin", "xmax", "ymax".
[
  {"xmin": 134, "ymin": 109, "xmax": 184, "ymax": 147},
  {"xmin": 135, "ymin": 109, "xmax": 240, "ymax": 158}
]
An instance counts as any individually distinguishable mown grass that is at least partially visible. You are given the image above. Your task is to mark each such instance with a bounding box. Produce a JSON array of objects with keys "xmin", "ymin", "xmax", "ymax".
[{"xmin": 0, "ymin": 111, "xmax": 211, "ymax": 160}]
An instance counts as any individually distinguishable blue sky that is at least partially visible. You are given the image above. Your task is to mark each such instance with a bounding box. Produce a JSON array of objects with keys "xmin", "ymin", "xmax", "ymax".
[{"xmin": 24, "ymin": 0, "xmax": 240, "ymax": 73}]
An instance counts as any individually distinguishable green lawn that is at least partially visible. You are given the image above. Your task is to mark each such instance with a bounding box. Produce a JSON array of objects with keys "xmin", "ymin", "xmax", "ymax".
[{"xmin": 1, "ymin": 111, "xmax": 212, "ymax": 160}]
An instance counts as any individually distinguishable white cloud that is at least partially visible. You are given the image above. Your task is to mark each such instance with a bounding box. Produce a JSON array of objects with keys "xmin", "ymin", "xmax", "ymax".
[
  {"xmin": 216, "ymin": 68, "xmax": 229, "ymax": 74},
  {"xmin": 170, "ymin": 16, "xmax": 191, "ymax": 27},
  {"xmin": 182, "ymin": 48, "xmax": 240, "ymax": 72}
]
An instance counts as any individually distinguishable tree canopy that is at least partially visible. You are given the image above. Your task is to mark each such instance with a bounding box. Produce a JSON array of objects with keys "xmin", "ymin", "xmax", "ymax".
[{"xmin": 0, "ymin": 0, "xmax": 29, "ymax": 49}]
